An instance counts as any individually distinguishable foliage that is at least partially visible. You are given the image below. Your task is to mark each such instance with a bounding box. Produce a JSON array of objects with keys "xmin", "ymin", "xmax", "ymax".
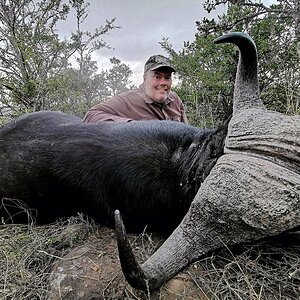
[
  {"xmin": 162, "ymin": 0, "xmax": 299, "ymax": 127},
  {"xmin": 1, "ymin": 0, "xmax": 70, "ymax": 110},
  {"xmin": 162, "ymin": 34, "xmax": 235, "ymax": 127},
  {"xmin": 1, "ymin": 1, "xmax": 299, "ymax": 123},
  {"xmin": 0, "ymin": 0, "xmax": 133, "ymax": 117},
  {"xmin": 105, "ymin": 57, "xmax": 133, "ymax": 96},
  {"xmin": 39, "ymin": 68, "xmax": 109, "ymax": 117}
]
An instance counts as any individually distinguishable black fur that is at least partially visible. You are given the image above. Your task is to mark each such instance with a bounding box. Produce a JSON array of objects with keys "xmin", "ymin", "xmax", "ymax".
[{"xmin": 0, "ymin": 111, "xmax": 228, "ymax": 232}]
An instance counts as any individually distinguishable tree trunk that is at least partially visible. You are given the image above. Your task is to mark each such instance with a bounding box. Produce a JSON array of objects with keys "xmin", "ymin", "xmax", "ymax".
[{"xmin": 296, "ymin": 0, "xmax": 300, "ymax": 59}]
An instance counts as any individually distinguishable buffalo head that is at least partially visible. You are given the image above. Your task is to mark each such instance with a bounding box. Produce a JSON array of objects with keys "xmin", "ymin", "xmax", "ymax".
[{"xmin": 115, "ymin": 32, "xmax": 300, "ymax": 291}]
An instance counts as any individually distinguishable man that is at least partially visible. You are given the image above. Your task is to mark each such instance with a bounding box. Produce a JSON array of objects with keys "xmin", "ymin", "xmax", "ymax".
[{"xmin": 83, "ymin": 55, "xmax": 188, "ymax": 123}]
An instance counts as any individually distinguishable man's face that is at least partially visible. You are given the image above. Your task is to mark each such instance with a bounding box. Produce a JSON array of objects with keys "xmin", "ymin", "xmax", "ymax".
[{"xmin": 144, "ymin": 69, "xmax": 172, "ymax": 103}]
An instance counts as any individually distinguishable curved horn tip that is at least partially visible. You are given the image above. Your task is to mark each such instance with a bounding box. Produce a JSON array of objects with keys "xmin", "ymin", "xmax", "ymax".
[
  {"xmin": 114, "ymin": 209, "xmax": 121, "ymax": 222},
  {"xmin": 213, "ymin": 31, "xmax": 255, "ymax": 47},
  {"xmin": 114, "ymin": 209, "xmax": 126, "ymax": 237},
  {"xmin": 114, "ymin": 209, "xmax": 153, "ymax": 291}
]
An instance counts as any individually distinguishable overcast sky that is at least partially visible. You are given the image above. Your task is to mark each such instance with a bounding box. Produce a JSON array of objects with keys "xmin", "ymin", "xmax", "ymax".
[{"xmin": 58, "ymin": 0, "xmax": 226, "ymax": 86}]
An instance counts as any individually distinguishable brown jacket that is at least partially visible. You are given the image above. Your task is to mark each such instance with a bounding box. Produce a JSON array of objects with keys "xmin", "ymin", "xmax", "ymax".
[{"xmin": 83, "ymin": 84, "xmax": 188, "ymax": 123}]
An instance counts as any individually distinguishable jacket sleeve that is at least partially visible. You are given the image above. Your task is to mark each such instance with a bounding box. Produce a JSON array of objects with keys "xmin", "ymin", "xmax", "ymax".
[
  {"xmin": 83, "ymin": 110, "xmax": 133, "ymax": 123},
  {"xmin": 83, "ymin": 96, "xmax": 133, "ymax": 123}
]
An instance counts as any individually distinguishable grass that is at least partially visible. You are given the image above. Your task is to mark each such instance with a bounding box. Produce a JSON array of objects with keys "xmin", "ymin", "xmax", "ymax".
[
  {"xmin": 0, "ymin": 214, "xmax": 95, "ymax": 299},
  {"xmin": 0, "ymin": 213, "xmax": 299, "ymax": 299},
  {"xmin": 187, "ymin": 240, "xmax": 300, "ymax": 299}
]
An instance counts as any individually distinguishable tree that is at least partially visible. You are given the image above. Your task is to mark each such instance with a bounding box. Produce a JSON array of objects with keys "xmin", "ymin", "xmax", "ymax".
[
  {"xmin": 41, "ymin": 67, "xmax": 110, "ymax": 117},
  {"xmin": 0, "ymin": 0, "xmax": 69, "ymax": 111},
  {"xmin": 0, "ymin": 0, "xmax": 118, "ymax": 114},
  {"xmin": 161, "ymin": 34, "xmax": 235, "ymax": 127},
  {"xmin": 198, "ymin": 0, "xmax": 299, "ymax": 115},
  {"xmin": 105, "ymin": 57, "xmax": 133, "ymax": 96},
  {"xmin": 162, "ymin": 0, "xmax": 299, "ymax": 126},
  {"xmin": 295, "ymin": 0, "xmax": 300, "ymax": 58}
]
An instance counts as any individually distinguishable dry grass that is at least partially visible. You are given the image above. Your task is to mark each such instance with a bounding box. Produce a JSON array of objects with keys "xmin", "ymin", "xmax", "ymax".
[
  {"xmin": 188, "ymin": 240, "xmax": 300, "ymax": 300},
  {"xmin": 0, "ymin": 214, "xmax": 95, "ymax": 299},
  {"xmin": 0, "ymin": 214, "xmax": 299, "ymax": 299}
]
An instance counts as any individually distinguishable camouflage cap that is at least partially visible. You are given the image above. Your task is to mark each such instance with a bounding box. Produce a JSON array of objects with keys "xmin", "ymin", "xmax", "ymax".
[{"xmin": 144, "ymin": 55, "xmax": 176, "ymax": 73}]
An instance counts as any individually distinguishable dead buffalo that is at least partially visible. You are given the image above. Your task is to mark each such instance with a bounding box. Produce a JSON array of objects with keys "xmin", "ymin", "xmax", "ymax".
[
  {"xmin": 0, "ymin": 111, "xmax": 228, "ymax": 232},
  {"xmin": 115, "ymin": 32, "xmax": 300, "ymax": 291}
]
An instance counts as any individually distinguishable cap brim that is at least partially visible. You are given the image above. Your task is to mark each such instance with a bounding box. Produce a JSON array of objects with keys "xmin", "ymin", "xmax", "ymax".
[{"xmin": 149, "ymin": 64, "xmax": 176, "ymax": 72}]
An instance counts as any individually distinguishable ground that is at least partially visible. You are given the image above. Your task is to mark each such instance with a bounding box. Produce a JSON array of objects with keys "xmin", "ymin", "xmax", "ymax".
[
  {"xmin": 1, "ymin": 215, "xmax": 300, "ymax": 300},
  {"xmin": 48, "ymin": 226, "xmax": 206, "ymax": 300}
]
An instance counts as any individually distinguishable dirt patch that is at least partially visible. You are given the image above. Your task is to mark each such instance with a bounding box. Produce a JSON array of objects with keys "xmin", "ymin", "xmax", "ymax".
[
  {"xmin": 49, "ymin": 227, "xmax": 126, "ymax": 299},
  {"xmin": 48, "ymin": 227, "xmax": 209, "ymax": 300}
]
